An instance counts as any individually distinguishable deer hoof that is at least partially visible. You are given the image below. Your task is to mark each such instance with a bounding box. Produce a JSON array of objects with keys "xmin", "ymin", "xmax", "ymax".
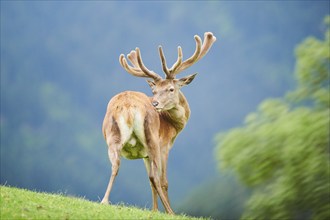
[{"xmin": 100, "ymin": 200, "xmax": 109, "ymax": 205}]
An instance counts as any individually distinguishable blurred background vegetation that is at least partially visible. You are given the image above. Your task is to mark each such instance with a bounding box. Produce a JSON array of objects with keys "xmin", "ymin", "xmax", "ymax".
[
  {"xmin": 214, "ymin": 17, "xmax": 329, "ymax": 219},
  {"xmin": 1, "ymin": 1, "xmax": 329, "ymax": 219}
]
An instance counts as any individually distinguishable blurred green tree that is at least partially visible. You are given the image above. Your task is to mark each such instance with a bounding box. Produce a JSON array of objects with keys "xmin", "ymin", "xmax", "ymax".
[{"xmin": 215, "ymin": 16, "xmax": 330, "ymax": 220}]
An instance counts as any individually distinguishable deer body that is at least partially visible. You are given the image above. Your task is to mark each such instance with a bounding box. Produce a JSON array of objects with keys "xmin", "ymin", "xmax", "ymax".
[{"xmin": 101, "ymin": 32, "xmax": 216, "ymax": 214}]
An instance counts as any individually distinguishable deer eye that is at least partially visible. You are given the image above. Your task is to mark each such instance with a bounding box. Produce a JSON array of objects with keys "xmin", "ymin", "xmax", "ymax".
[{"xmin": 169, "ymin": 88, "xmax": 175, "ymax": 92}]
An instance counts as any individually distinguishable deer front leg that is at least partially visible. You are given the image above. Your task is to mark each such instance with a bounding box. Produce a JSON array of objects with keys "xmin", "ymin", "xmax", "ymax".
[{"xmin": 101, "ymin": 147, "xmax": 121, "ymax": 204}]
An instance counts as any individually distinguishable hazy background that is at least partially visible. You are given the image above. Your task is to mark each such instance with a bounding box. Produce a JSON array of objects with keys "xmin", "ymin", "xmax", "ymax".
[{"xmin": 1, "ymin": 1, "xmax": 329, "ymax": 218}]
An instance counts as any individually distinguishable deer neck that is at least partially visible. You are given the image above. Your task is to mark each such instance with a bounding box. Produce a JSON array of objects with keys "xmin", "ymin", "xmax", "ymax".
[{"xmin": 160, "ymin": 91, "xmax": 191, "ymax": 132}]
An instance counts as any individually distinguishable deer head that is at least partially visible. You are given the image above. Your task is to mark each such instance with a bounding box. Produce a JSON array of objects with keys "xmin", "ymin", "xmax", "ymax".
[{"xmin": 119, "ymin": 32, "xmax": 216, "ymax": 111}]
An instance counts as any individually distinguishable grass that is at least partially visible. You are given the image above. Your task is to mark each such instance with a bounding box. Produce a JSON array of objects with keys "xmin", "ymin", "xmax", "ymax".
[{"xmin": 0, "ymin": 185, "xmax": 205, "ymax": 220}]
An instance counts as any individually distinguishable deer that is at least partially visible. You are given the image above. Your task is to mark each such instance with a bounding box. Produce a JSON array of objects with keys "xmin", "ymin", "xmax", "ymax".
[{"xmin": 101, "ymin": 32, "xmax": 216, "ymax": 214}]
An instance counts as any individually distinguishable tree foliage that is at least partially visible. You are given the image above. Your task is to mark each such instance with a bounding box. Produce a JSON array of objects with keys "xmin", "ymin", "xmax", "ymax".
[
  {"xmin": 288, "ymin": 15, "xmax": 330, "ymax": 109},
  {"xmin": 215, "ymin": 16, "xmax": 330, "ymax": 220}
]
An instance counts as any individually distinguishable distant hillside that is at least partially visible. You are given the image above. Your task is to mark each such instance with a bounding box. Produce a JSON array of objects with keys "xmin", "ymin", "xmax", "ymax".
[{"xmin": 0, "ymin": 186, "xmax": 206, "ymax": 220}]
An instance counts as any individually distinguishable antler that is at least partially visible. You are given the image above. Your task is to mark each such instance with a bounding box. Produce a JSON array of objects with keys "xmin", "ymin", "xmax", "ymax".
[
  {"xmin": 119, "ymin": 32, "xmax": 216, "ymax": 81},
  {"xmin": 159, "ymin": 32, "xmax": 216, "ymax": 79},
  {"xmin": 119, "ymin": 48, "xmax": 162, "ymax": 81}
]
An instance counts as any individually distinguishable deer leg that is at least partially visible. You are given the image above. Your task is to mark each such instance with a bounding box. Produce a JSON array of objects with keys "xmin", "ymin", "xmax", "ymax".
[
  {"xmin": 143, "ymin": 113, "xmax": 173, "ymax": 214},
  {"xmin": 144, "ymin": 158, "xmax": 158, "ymax": 211},
  {"xmin": 160, "ymin": 149, "xmax": 170, "ymax": 204},
  {"xmin": 101, "ymin": 147, "xmax": 120, "ymax": 204},
  {"xmin": 146, "ymin": 157, "xmax": 174, "ymax": 215}
]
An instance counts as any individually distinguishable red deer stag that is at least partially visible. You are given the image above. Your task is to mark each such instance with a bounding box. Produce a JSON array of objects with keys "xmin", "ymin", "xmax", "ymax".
[{"xmin": 101, "ymin": 32, "xmax": 216, "ymax": 214}]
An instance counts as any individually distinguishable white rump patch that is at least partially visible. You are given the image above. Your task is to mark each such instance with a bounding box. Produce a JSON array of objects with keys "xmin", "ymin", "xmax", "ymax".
[{"xmin": 117, "ymin": 110, "xmax": 148, "ymax": 159}]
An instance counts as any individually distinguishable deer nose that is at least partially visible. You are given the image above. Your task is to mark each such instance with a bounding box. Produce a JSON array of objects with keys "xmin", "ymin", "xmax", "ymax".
[{"xmin": 152, "ymin": 101, "xmax": 159, "ymax": 107}]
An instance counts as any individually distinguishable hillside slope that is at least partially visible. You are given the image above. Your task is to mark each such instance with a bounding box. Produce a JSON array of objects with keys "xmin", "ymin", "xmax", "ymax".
[{"xmin": 0, "ymin": 186, "xmax": 205, "ymax": 219}]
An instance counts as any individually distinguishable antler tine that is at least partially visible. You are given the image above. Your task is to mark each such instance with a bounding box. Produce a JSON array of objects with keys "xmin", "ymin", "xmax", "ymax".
[
  {"xmin": 119, "ymin": 53, "xmax": 146, "ymax": 78},
  {"xmin": 198, "ymin": 32, "xmax": 217, "ymax": 60},
  {"xmin": 159, "ymin": 46, "xmax": 183, "ymax": 79},
  {"xmin": 176, "ymin": 35, "xmax": 202, "ymax": 73},
  {"xmin": 119, "ymin": 48, "xmax": 162, "ymax": 81},
  {"xmin": 169, "ymin": 46, "xmax": 183, "ymax": 76},
  {"xmin": 166, "ymin": 32, "xmax": 216, "ymax": 78},
  {"xmin": 135, "ymin": 48, "xmax": 162, "ymax": 81},
  {"xmin": 158, "ymin": 46, "xmax": 170, "ymax": 77},
  {"xmin": 127, "ymin": 50, "xmax": 140, "ymax": 68}
]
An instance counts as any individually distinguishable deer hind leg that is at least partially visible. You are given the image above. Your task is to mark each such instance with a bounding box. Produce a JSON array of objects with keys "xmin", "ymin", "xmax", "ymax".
[
  {"xmin": 143, "ymin": 112, "xmax": 174, "ymax": 214},
  {"xmin": 146, "ymin": 157, "xmax": 174, "ymax": 215},
  {"xmin": 143, "ymin": 158, "xmax": 158, "ymax": 211},
  {"xmin": 101, "ymin": 147, "xmax": 120, "ymax": 204},
  {"xmin": 143, "ymin": 141, "xmax": 174, "ymax": 214},
  {"xmin": 160, "ymin": 148, "xmax": 170, "ymax": 205},
  {"xmin": 101, "ymin": 115, "xmax": 123, "ymax": 204}
]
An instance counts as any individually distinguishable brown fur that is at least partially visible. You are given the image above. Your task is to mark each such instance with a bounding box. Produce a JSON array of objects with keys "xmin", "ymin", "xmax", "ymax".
[{"xmin": 101, "ymin": 88, "xmax": 191, "ymax": 214}]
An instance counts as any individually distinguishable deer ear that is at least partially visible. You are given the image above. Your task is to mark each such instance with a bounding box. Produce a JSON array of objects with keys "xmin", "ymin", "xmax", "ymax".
[
  {"xmin": 176, "ymin": 73, "xmax": 197, "ymax": 87},
  {"xmin": 147, "ymin": 80, "xmax": 156, "ymax": 89}
]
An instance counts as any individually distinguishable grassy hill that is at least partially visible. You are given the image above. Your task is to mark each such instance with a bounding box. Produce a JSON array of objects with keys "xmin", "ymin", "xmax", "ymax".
[{"xmin": 0, "ymin": 186, "xmax": 206, "ymax": 220}]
